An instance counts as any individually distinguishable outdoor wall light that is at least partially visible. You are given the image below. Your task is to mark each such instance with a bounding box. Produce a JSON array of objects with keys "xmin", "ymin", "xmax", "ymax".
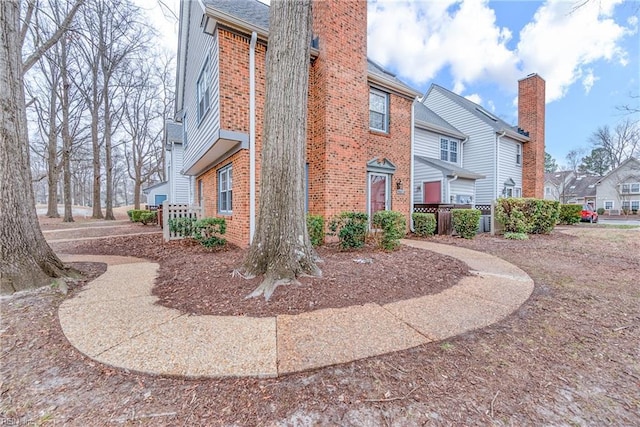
[{"xmin": 396, "ymin": 180, "xmax": 403, "ymax": 190}]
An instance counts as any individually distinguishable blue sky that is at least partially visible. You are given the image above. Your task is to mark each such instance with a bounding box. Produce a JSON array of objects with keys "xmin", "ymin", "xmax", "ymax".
[
  {"xmin": 150, "ymin": 0, "xmax": 639, "ymax": 168},
  {"xmin": 367, "ymin": 0, "xmax": 639, "ymax": 168}
]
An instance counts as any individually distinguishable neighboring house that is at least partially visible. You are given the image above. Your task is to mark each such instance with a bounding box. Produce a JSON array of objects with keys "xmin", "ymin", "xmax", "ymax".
[
  {"xmin": 173, "ymin": 0, "xmax": 419, "ymax": 246},
  {"xmin": 595, "ymin": 157, "xmax": 640, "ymax": 213},
  {"xmin": 142, "ymin": 121, "xmax": 191, "ymax": 206},
  {"xmin": 544, "ymin": 171, "xmax": 574, "ymax": 203},
  {"xmin": 413, "ymin": 102, "xmax": 485, "ymax": 205},
  {"xmin": 419, "ymin": 75, "xmax": 545, "ymax": 205}
]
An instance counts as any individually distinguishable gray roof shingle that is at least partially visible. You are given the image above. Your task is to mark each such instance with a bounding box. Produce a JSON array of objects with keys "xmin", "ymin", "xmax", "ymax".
[
  {"xmin": 413, "ymin": 101, "xmax": 464, "ymax": 137},
  {"xmin": 203, "ymin": 0, "xmax": 270, "ymax": 29},
  {"xmin": 415, "ymin": 156, "xmax": 485, "ymax": 180}
]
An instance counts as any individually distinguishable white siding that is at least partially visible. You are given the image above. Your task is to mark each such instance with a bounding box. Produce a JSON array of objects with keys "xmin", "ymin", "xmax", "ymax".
[
  {"xmin": 414, "ymin": 128, "xmax": 440, "ymax": 159},
  {"xmin": 498, "ymin": 137, "xmax": 523, "ymax": 196},
  {"xmin": 413, "ymin": 164, "xmax": 443, "ymax": 203},
  {"xmin": 182, "ymin": 7, "xmax": 221, "ymax": 173},
  {"xmin": 425, "ymin": 89, "xmax": 496, "ymax": 204},
  {"xmin": 450, "ymin": 178, "xmax": 476, "ymax": 203},
  {"xmin": 171, "ymin": 145, "xmax": 191, "ymax": 203}
]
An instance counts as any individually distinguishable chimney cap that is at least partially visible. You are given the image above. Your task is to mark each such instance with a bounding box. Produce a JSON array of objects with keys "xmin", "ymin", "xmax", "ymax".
[{"xmin": 518, "ymin": 73, "xmax": 544, "ymax": 82}]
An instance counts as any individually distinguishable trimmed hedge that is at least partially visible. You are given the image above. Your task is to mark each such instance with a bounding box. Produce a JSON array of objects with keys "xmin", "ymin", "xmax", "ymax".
[
  {"xmin": 192, "ymin": 217, "xmax": 226, "ymax": 248},
  {"xmin": 451, "ymin": 209, "xmax": 481, "ymax": 239},
  {"xmin": 372, "ymin": 210, "xmax": 406, "ymax": 250},
  {"xmin": 412, "ymin": 212, "xmax": 436, "ymax": 237},
  {"xmin": 328, "ymin": 211, "xmax": 368, "ymax": 250},
  {"xmin": 168, "ymin": 217, "xmax": 197, "ymax": 237},
  {"xmin": 306, "ymin": 214, "xmax": 325, "ymax": 247},
  {"xmin": 559, "ymin": 204, "xmax": 581, "ymax": 225},
  {"xmin": 495, "ymin": 198, "xmax": 560, "ymax": 234},
  {"xmin": 128, "ymin": 209, "xmax": 156, "ymax": 225}
]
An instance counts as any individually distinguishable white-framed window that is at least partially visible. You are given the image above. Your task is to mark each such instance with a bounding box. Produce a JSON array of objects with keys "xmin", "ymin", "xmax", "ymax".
[
  {"xmin": 622, "ymin": 200, "xmax": 630, "ymax": 211},
  {"xmin": 196, "ymin": 58, "xmax": 211, "ymax": 122},
  {"xmin": 440, "ymin": 138, "xmax": 458, "ymax": 163},
  {"xmin": 504, "ymin": 187, "xmax": 513, "ymax": 197},
  {"xmin": 604, "ymin": 201, "xmax": 614, "ymax": 210},
  {"xmin": 369, "ymin": 88, "xmax": 389, "ymax": 133},
  {"xmin": 218, "ymin": 164, "xmax": 232, "ymax": 214},
  {"xmin": 631, "ymin": 200, "xmax": 639, "ymax": 211},
  {"xmin": 514, "ymin": 187, "xmax": 522, "ymax": 197},
  {"xmin": 621, "ymin": 182, "xmax": 640, "ymax": 193},
  {"xmin": 516, "ymin": 143, "xmax": 522, "ymax": 165}
]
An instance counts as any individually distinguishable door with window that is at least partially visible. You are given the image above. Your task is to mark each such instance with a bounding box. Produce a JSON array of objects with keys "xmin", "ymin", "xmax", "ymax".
[
  {"xmin": 423, "ymin": 181, "xmax": 441, "ymax": 204},
  {"xmin": 368, "ymin": 173, "xmax": 390, "ymax": 218}
]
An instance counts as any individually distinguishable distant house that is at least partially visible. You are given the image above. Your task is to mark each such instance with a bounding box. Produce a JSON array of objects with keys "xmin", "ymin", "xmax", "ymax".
[
  {"xmin": 142, "ymin": 121, "xmax": 190, "ymax": 206},
  {"xmin": 544, "ymin": 171, "xmax": 598, "ymax": 206},
  {"xmin": 172, "ymin": 0, "xmax": 419, "ymax": 246},
  {"xmin": 419, "ymin": 75, "xmax": 546, "ymax": 205},
  {"xmin": 595, "ymin": 157, "xmax": 640, "ymax": 213}
]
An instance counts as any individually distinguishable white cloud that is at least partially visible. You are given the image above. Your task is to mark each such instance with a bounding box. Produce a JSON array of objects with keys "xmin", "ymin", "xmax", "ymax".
[
  {"xmin": 367, "ymin": 0, "xmax": 519, "ymax": 90},
  {"xmin": 516, "ymin": 0, "xmax": 632, "ymax": 102},
  {"xmin": 367, "ymin": 0, "xmax": 635, "ymax": 104},
  {"xmin": 465, "ymin": 93, "xmax": 482, "ymax": 105},
  {"xmin": 582, "ymin": 69, "xmax": 599, "ymax": 94}
]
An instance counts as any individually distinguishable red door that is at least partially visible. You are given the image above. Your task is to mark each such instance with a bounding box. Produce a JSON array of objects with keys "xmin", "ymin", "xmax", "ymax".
[{"xmin": 423, "ymin": 181, "xmax": 441, "ymax": 204}]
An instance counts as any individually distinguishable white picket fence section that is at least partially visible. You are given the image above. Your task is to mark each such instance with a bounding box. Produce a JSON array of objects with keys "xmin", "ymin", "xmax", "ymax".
[{"xmin": 162, "ymin": 201, "xmax": 202, "ymax": 241}]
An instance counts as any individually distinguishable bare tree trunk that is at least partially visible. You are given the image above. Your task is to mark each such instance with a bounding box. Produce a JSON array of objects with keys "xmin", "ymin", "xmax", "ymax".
[
  {"xmin": 1, "ymin": 0, "xmax": 78, "ymax": 294},
  {"xmin": 241, "ymin": 0, "xmax": 319, "ymax": 301},
  {"xmin": 45, "ymin": 78, "xmax": 60, "ymax": 218},
  {"xmin": 60, "ymin": 34, "xmax": 74, "ymax": 222},
  {"xmin": 104, "ymin": 93, "xmax": 115, "ymax": 219}
]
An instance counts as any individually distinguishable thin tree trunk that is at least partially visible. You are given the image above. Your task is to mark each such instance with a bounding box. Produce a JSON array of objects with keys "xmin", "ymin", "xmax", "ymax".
[
  {"xmin": 91, "ymin": 64, "xmax": 103, "ymax": 218},
  {"xmin": 104, "ymin": 89, "xmax": 115, "ymax": 220},
  {"xmin": 0, "ymin": 0, "xmax": 75, "ymax": 294},
  {"xmin": 241, "ymin": 0, "xmax": 319, "ymax": 301},
  {"xmin": 61, "ymin": 35, "xmax": 73, "ymax": 222},
  {"xmin": 45, "ymin": 76, "xmax": 59, "ymax": 218}
]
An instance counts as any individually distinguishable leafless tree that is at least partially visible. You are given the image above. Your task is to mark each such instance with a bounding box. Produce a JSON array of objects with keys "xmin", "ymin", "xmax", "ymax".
[
  {"xmin": 589, "ymin": 118, "xmax": 639, "ymax": 168},
  {"xmin": 1, "ymin": 0, "xmax": 84, "ymax": 294},
  {"xmin": 240, "ymin": 0, "xmax": 320, "ymax": 300}
]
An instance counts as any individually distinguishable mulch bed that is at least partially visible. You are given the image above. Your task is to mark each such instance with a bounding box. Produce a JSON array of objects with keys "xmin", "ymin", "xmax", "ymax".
[{"xmin": 53, "ymin": 233, "xmax": 469, "ymax": 317}]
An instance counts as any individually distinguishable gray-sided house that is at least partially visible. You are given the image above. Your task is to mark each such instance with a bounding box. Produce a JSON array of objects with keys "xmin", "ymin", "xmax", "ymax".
[
  {"xmin": 143, "ymin": 121, "xmax": 191, "ymax": 206},
  {"xmin": 595, "ymin": 157, "xmax": 640, "ymax": 214},
  {"xmin": 413, "ymin": 102, "xmax": 485, "ymax": 205},
  {"xmin": 418, "ymin": 74, "xmax": 546, "ymax": 205}
]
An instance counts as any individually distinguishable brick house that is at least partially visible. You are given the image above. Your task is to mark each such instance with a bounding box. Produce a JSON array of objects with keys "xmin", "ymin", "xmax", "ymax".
[{"xmin": 173, "ymin": 0, "xmax": 419, "ymax": 246}]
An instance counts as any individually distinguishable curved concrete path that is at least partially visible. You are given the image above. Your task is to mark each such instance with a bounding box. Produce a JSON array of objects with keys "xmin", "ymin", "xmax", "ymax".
[{"xmin": 58, "ymin": 240, "xmax": 534, "ymax": 378}]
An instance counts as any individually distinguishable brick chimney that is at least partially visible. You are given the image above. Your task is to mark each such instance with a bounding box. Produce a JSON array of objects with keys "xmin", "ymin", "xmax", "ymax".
[{"xmin": 518, "ymin": 74, "xmax": 545, "ymax": 199}]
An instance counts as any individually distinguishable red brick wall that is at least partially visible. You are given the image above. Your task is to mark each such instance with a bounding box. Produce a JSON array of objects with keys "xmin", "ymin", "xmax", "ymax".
[{"xmin": 519, "ymin": 74, "xmax": 545, "ymax": 199}]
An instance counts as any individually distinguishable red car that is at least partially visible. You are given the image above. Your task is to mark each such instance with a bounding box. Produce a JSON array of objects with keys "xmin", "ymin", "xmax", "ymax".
[{"xmin": 580, "ymin": 204, "xmax": 598, "ymax": 223}]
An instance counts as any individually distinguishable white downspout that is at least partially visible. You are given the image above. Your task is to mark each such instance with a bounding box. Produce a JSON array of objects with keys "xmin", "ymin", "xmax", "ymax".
[
  {"xmin": 249, "ymin": 31, "xmax": 257, "ymax": 242},
  {"xmin": 410, "ymin": 100, "xmax": 416, "ymax": 231},
  {"xmin": 448, "ymin": 174, "xmax": 458, "ymax": 204},
  {"xmin": 496, "ymin": 131, "xmax": 506, "ymax": 199}
]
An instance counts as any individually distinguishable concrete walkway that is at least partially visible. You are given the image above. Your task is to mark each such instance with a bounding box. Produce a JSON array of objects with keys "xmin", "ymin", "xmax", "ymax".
[{"xmin": 57, "ymin": 239, "xmax": 534, "ymax": 378}]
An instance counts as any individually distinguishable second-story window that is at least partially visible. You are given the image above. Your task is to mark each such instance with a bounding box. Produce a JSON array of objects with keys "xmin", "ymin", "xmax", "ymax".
[
  {"xmin": 516, "ymin": 143, "xmax": 522, "ymax": 165},
  {"xmin": 369, "ymin": 88, "xmax": 389, "ymax": 133},
  {"xmin": 197, "ymin": 58, "xmax": 211, "ymax": 122},
  {"xmin": 440, "ymin": 138, "xmax": 458, "ymax": 163}
]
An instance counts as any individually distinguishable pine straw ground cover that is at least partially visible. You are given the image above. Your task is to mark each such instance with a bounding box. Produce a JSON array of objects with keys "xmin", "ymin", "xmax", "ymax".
[{"xmin": 0, "ymin": 221, "xmax": 638, "ymax": 426}]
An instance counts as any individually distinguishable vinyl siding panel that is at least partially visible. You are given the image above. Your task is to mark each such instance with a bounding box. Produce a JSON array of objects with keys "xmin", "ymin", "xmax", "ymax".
[
  {"xmin": 450, "ymin": 178, "xmax": 476, "ymax": 202},
  {"xmin": 414, "ymin": 128, "xmax": 440, "ymax": 159},
  {"xmin": 424, "ymin": 89, "xmax": 496, "ymax": 204},
  {"xmin": 171, "ymin": 145, "xmax": 191, "ymax": 203},
  {"xmin": 498, "ymin": 137, "xmax": 523, "ymax": 196},
  {"xmin": 182, "ymin": 9, "xmax": 220, "ymax": 173}
]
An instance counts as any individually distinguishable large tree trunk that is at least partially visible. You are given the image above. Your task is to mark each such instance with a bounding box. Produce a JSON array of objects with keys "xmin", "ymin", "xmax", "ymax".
[
  {"xmin": 241, "ymin": 0, "xmax": 319, "ymax": 301},
  {"xmin": 90, "ymin": 71, "xmax": 103, "ymax": 219},
  {"xmin": 0, "ymin": 0, "xmax": 74, "ymax": 294}
]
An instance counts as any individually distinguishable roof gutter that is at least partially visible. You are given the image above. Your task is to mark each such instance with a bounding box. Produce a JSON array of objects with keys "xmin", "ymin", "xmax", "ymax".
[
  {"xmin": 368, "ymin": 73, "xmax": 420, "ymax": 99},
  {"xmin": 414, "ymin": 119, "xmax": 466, "ymax": 140}
]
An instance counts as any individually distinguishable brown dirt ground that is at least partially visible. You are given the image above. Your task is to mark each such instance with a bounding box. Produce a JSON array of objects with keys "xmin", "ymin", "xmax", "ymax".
[{"xmin": 1, "ymin": 219, "xmax": 639, "ymax": 426}]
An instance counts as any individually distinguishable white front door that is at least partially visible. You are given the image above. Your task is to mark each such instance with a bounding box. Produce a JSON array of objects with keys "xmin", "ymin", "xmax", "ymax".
[{"xmin": 368, "ymin": 173, "xmax": 390, "ymax": 218}]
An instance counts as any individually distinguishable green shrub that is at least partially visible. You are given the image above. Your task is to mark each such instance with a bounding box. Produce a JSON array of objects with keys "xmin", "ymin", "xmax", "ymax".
[
  {"xmin": 306, "ymin": 214, "xmax": 325, "ymax": 247},
  {"xmin": 139, "ymin": 211, "xmax": 157, "ymax": 225},
  {"xmin": 504, "ymin": 232, "xmax": 529, "ymax": 240},
  {"xmin": 168, "ymin": 217, "xmax": 197, "ymax": 237},
  {"xmin": 597, "ymin": 208, "xmax": 605, "ymax": 215},
  {"xmin": 328, "ymin": 211, "xmax": 368, "ymax": 250},
  {"xmin": 192, "ymin": 217, "xmax": 226, "ymax": 248},
  {"xmin": 129, "ymin": 209, "xmax": 144, "ymax": 222},
  {"xmin": 412, "ymin": 212, "xmax": 436, "ymax": 237},
  {"xmin": 559, "ymin": 204, "xmax": 581, "ymax": 225},
  {"xmin": 451, "ymin": 209, "xmax": 481, "ymax": 239},
  {"xmin": 127, "ymin": 210, "xmax": 134, "ymax": 221},
  {"xmin": 372, "ymin": 210, "xmax": 406, "ymax": 250},
  {"xmin": 495, "ymin": 198, "xmax": 560, "ymax": 234}
]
